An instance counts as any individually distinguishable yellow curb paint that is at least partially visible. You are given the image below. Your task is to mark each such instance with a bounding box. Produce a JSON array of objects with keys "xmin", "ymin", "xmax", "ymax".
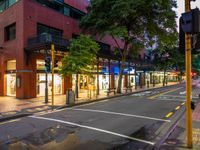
[
  {"xmin": 165, "ymin": 112, "xmax": 174, "ymax": 118},
  {"xmin": 175, "ymin": 106, "xmax": 181, "ymax": 110},
  {"xmin": 0, "ymin": 119, "xmax": 21, "ymax": 125},
  {"xmin": 181, "ymin": 102, "xmax": 185, "ymax": 106},
  {"xmin": 148, "ymin": 87, "xmax": 183, "ymax": 100}
]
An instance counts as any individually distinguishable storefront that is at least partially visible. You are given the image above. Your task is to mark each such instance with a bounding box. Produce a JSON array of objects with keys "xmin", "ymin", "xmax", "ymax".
[
  {"xmin": 36, "ymin": 59, "xmax": 63, "ymax": 96},
  {"xmin": 6, "ymin": 60, "xmax": 16, "ymax": 96},
  {"xmin": 36, "ymin": 73, "xmax": 62, "ymax": 96}
]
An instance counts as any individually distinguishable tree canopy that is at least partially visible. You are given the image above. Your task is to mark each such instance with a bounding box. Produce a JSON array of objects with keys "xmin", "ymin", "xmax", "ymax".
[
  {"xmin": 80, "ymin": 0, "xmax": 178, "ymax": 93},
  {"xmin": 80, "ymin": 0, "xmax": 177, "ymax": 48},
  {"xmin": 59, "ymin": 35, "xmax": 100, "ymax": 76}
]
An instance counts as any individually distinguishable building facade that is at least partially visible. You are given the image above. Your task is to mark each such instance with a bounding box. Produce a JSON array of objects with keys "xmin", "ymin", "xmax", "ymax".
[{"xmin": 0, "ymin": 0, "xmax": 178, "ymax": 99}]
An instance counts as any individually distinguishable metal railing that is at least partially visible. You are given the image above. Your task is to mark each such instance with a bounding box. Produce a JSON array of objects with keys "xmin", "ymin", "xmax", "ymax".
[{"xmin": 27, "ymin": 33, "xmax": 69, "ymax": 49}]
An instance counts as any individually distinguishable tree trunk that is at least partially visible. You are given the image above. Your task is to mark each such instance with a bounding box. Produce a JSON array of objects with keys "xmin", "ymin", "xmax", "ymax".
[
  {"xmin": 117, "ymin": 58, "xmax": 125, "ymax": 93},
  {"xmin": 75, "ymin": 74, "xmax": 79, "ymax": 98},
  {"xmin": 163, "ymin": 69, "xmax": 166, "ymax": 86}
]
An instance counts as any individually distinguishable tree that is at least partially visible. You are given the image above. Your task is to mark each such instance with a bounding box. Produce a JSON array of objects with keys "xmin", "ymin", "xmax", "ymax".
[
  {"xmin": 192, "ymin": 54, "xmax": 200, "ymax": 74},
  {"xmin": 153, "ymin": 47, "xmax": 184, "ymax": 86},
  {"xmin": 80, "ymin": 0, "xmax": 177, "ymax": 93},
  {"xmin": 60, "ymin": 35, "xmax": 100, "ymax": 98},
  {"xmin": 59, "ymin": 35, "xmax": 100, "ymax": 76}
]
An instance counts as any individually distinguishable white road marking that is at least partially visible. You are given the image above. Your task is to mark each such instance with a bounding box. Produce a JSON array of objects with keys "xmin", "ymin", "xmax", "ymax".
[
  {"xmin": 72, "ymin": 108, "xmax": 171, "ymax": 123},
  {"xmin": 30, "ymin": 115, "xmax": 155, "ymax": 145},
  {"xmin": 154, "ymin": 98, "xmax": 186, "ymax": 102},
  {"xmin": 162, "ymin": 95, "xmax": 199, "ymax": 99},
  {"xmin": 180, "ymin": 91, "xmax": 186, "ymax": 95}
]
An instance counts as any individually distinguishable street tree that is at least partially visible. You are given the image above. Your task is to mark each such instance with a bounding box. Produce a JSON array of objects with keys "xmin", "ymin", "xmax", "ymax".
[
  {"xmin": 192, "ymin": 54, "xmax": 200, "ymax": 74},
  {"xmin": 153, "ymin": 46, "xmax": 184, "ymax": 86},
  {"xmin": 59, "ymin": 35, "xmax": 100, "ymax": 97},
  {"xmin": 60, "ymin": 35, "xmax": 100, "ymax": 76},
  {"xmin": 80, "ymin": 0, "xmax": 177, "ymax": 93}
]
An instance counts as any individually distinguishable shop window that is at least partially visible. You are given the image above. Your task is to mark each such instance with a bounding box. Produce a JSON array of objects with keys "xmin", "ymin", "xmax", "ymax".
[
  {"xmin": 37, "ymin": 59, "xmax": 45, "ymax": 70},
  {"xmin": 7, "ymin": 60, "xmax": 16, "ymax": 70},
  {"xmin": 5, "ymin": 23, "xmax": 16, "ymax": 41},
  {"xmin": 7, "ymin": 74, "xmax": 16, "ymax": 96}
]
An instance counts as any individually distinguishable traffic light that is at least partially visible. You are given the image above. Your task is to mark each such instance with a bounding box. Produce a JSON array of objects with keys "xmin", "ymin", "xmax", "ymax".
[
  {"xmin": 54, "ymin": 59, "xmax": 59, "ymax": 68},
  {"xmin": 192, "ymin": 33, "xmax": 200, "ymax": 52},
  {"xmin": 45, "ymin": 56, "xmax": 51, "ymax": 73},
  {"xmin": 179, "ymin": 17, "xmax": 200, "ymax": 54},
  {"xmin": 181, "ymin": 8, "xmax": 200, "ymax": 34}
]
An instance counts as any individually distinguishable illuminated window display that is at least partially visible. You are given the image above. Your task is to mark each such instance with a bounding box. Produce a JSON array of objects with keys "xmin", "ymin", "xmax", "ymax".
[
  {"xmin": 6, "ymin": 60, "xmax": 16, "ymax": 96},
  {"xmin": 37, "ymin": 74, "xmax": 62, "ymax": 96},
  {"xmin": 6, "ymin": 74, "xmax": 16, "ymax": 96}
]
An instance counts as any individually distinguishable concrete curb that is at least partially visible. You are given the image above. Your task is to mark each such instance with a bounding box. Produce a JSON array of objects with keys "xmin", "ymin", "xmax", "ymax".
[{"xmin": 0, "ymin": 113, "xmax": 32, "ymax": 122}]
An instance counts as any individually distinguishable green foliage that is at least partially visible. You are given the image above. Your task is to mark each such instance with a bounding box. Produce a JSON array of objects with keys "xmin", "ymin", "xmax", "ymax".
[
  {"xmin": 80, "ymin": 0, "xmax": 177, "ymax": 48},
  {"xmin": 80, "ymin": 0, "xmax": 178, "ymax": 92},
  {"xmin": 153, "ymin": 47, "xmax": 184, "ymax": 72},
  {"xmin": 192, "ymin": 54, "xmax": 200, "ymax": 73},
  {"xmin": 59, "ymin": 35, "xmax": 100, "ymax": 76}
]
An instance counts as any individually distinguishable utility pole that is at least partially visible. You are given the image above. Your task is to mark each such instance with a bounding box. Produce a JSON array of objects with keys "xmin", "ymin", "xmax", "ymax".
[
  {"xmin": 185, "ymin": 0, "xmax": 193, "ymax": 148},
  {"xmin": 51, "ymin": 44, "xmax": 55, "ymax": 108}
]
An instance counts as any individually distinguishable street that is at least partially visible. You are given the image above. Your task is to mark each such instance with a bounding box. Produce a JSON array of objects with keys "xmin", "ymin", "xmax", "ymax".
[{"xmin": 0, "ymin": 84, "xmax": 198, "ymax": 150}]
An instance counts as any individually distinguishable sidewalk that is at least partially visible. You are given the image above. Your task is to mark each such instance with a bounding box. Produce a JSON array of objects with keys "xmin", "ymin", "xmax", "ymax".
[
  {"xmin": 160, "ymin": 102, "xmax": 200, "ymax": 149},
  {"xmin": 0, "ymin": 82, "xmax": 178, "ymax": 121}
]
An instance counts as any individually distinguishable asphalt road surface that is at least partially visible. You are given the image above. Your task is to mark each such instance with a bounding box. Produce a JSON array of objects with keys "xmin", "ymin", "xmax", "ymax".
[{"xmin": 0, "ymin": 83, "xmax": 198, "ymax": 150}]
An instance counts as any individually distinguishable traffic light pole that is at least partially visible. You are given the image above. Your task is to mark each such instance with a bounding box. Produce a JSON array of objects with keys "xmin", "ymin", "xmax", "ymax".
[
  {"xmin": 45, "ymin": 72, "xmax": 48, "ymax": 103},
  {"xmin": 51, "ymin": 44, "xmax": 55, "ymax": 108},
  {"xmin": 185, "ymin": 0, "xmax": 193, "ymax": 148},
  {"xmin": 45, "ymin": 50, "xmax": 48, "ymax": 104}
]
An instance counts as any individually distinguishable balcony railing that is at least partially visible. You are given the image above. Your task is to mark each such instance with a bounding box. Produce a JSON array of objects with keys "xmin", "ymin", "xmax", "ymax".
[{"xmin": 26, "ymin": 33, "xmax": 69, "ymax": 51}]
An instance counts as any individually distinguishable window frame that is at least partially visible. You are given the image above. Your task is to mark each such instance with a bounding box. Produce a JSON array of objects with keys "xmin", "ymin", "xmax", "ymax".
[{"xmin": 4, "ymin": 22, "xmax": 16, "ymax": 41}]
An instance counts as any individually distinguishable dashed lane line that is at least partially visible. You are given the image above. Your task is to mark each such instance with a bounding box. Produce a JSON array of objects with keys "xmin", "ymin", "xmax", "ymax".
[
  {"xmin": 165, "ymin": 103, "xmax": 185, "ymax": 118},
  {"xmin": 165, "ymin": 112, "xmax": 174, "ymax": 118},
  {"xmin": 148, "ymin": 87, "xmax": 183, "ymax": 100},
  {"xmin": 181, "ymin": 102, "xmax": 185, "ymax": 106},
  {"xmin": 29, "ymin": 115, "xmax": 155, "ymax": 146},
  {"xmin": 175, "ymin": 106, "xmax": 181, "ymax": 110},
  {"xmin": 151, "ymin": 98, "xmax": 185, "ymax": 102},
  {"xmin": 0, "ymin": 119, "xmax": 21, "ymax": 125},
  {"xmin": 72, "ymin": 108, "xmax": 171, "ymax": 122}
]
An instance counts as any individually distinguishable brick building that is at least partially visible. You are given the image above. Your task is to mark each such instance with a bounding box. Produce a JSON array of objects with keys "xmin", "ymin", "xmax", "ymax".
[{"xmin": 0, "ymin": 0, "xmax": 162, "ymax": 99}]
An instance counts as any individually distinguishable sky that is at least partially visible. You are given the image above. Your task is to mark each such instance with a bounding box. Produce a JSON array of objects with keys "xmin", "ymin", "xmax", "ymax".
[{"xmin": 176, "ymin": 0, "xmax": 200, "ymax": 29}]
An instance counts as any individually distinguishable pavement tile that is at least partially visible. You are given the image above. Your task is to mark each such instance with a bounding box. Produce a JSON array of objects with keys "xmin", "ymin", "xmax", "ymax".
[{"xmin": 193, "ymin": 103, "xmax": 200, "ymax": 121}]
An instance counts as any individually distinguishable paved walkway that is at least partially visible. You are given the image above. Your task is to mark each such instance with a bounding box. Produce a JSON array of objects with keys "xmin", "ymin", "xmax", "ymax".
[
  {"xmin": 160, "ymin": 96, "xmax": 200, "ymax": 149},
  {"xmin": 0, "ymin": 82, "xmax": 178, "ymax": 113}
]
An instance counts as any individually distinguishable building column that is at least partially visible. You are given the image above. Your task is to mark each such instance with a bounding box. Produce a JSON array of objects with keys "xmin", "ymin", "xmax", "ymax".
[
  {"xmin": 124, "ymin": 75, "xmax": 128, "ymax": 88},
  {"xmin": 110, "ymin": 74, "xmax": 115, "ymax": 89},
  {"xmin": 0, "ymin": 55, "xmax": 6, "ymax": 96},
  {"xmin": 16, "ymin": 55, "xmax": 36, "ymax": 99}
]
